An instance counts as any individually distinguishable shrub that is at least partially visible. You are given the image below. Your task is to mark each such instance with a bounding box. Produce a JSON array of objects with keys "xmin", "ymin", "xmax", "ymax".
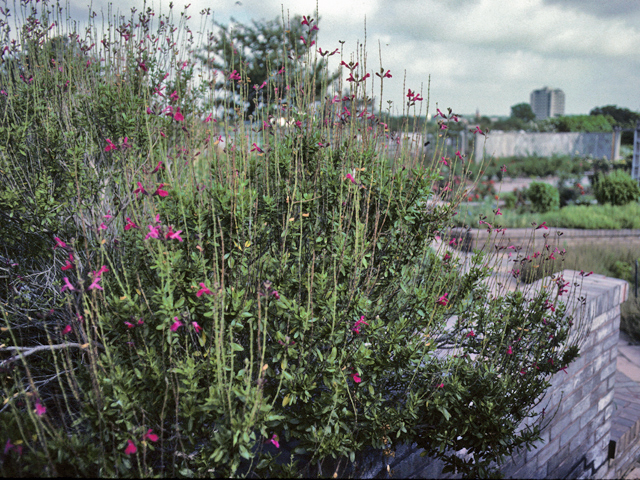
[
  {"xmin": 527, "ymin": 182, "xmax": 560, "ymax": 213},
  {"xmin": 0, "ymin": 2, "xmax": 587, "ymax": 479},
  {"xmin": 592, "ymin": 169, "xmax": 640, "ymax": 206}
]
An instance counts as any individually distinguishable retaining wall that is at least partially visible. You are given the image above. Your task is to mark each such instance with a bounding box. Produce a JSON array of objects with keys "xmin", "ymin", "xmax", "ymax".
[{"xmin": 321, "ymin": 270, "xmax": 631, "ymax": 479}]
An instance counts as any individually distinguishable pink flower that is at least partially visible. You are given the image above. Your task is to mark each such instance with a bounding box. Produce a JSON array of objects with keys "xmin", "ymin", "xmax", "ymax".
[
  {"xmin": 124, "ymin": 218, "xmax": 139, "ymax": 230},
  {"xmin": 439, "ymin": 123, "xmax": 447, "ymax": 130},
  {"xmin": 383, "ymin": 69, "xmax": 392, "ymax": 78},
  {"xmin": 93, "ymin": 265, "xmax": 109, "ymax": 278},
  {"xmin": 346, "ymin": 173, "xmax": 357, "ymax": 184},
  {"xmin": 166, "ymin": 226, "xmax": 183, "ymax": 242},
  {"xmin": 35, "ymin": 402, "xmax": 46, "ymax": 416},
  {"xmin": 61, "ymin": 277, "xmax": 76, "ymax": 293},
  {"xmin": 229, "ymin": 69, "xmax": 241, "ymax": 81},
  {"xmin": 438, "ymin": 383, "xmax": 444, "ymax": 388},
  {"xmin": 495, "ymin": 208, "xmax": 502, "ymax": 216},
  {"xmin": 121, "ymin": 137, "xmax": 131, "ymax": 149},
  {"xmin": 192, "ymin": 321, "xmax": 202, "ymax": 333},
  {"xmin": 125, "ymin": 321, "xmax": 135, "ymax": 329},
  {"xmin": 145, "ymin": 225, "xmax": 160, "ymax": 239},
  {"xmin": 155, "ymin": 214, "xmax": 161, "ymax": 224},
  {"xmin": 196, "ymin": 283, "xmax": 213, "ymax": 297},
  {"xmin": 250, "ymin": 143, "xmax": 264, "ymax": 154},
  {"xmin": 269, "ymin": 434, "xmax": 280, "ymax": 449},
  {"xmin": 350, "ymin": 373, "xmax": 362, "ymax": 383},
  {"xmin": 440, "ymin": 157, "xmax": 449, "ymax": 166},
  {"xmin": 501, "ymin": 165, "xmax": 507, "ymax": 173},
  {"xmin": 472, "ymin": 126, "xmax": 484, "ymax": 135},
  {"xmin": 443, "ymin": 253, "xmax": 451, "ymax": 261},
  {"xmin": 204, "ymin": 113, "xmax": 213, "ymax": 123},
  {"xmin": 124, "ymin": 439, "xmax": 137, "ymax": 455},
  {"xmin": 137, "ymin": 318, "xmax": 144, "ymax": 325},
  {"xmin": 437, "ymin": 293, "xmax": 448, "ymax": 306},
  {"xmin": 88, "ymin": 276, "xmax": 103, "ymax": 291},
  {"xmin": 536, "ymin": 222, "xmax": 548, "ymax": 230},
  {"xmin": 154, "ymin": 184, "xmax": 168, "ymax": 197},
  {"xmin": 455, "ymin": 150, "xmax": 464, "ymax": 161},
  {"xmin": 134, "ymin": 182, "xmax": 147, "ymax": 198},
  {"xmin": 99, "ymin": 223, "xmax": 107, "ymax": 230},
  {"xmin": 104, "ymin": 138, "xmax": 118, "ymax": 152},
  {"xmin": 272, "ymin": 290, "xmax": 280, "ymax": 300},
  {"xmin": 466, "ymin": 330, "xmax": 475, "ymax": 337},
  {"xmin": 151, "ymin": 161, "xmax": 165, "ymax": 173},
  {"xmin": 62, "ymin": 325, "xmax": 72, "ymax": 335},
  {"xmin": 173, "ymin": 107, "xmax": 184, "ymax": 122},
  {"xmin": 143, "ymin": 429, "xmax": 159, "ymax": 442},
  {"xmin": 4, "ymin": 439, "xmax": 13, "ymax": 455},
  {"xmin": 507, "ymin": 345, "xmax": 513, "ymax": 355},
  {"xmin": 435, "ymin": 108, "xmax": 445, "ymax": 118},
  {"xmin": 352, "ymin": 316, "xmax": 369, "ymax": 334},
  {"xmin": 61, "ymin": 253, "xmax": 74, "ymax": 271},
  {"xmin": 170, "ymin": 318, "xmax": 182, "ymax": 332},
  {"xmin": 53, "ymin": 237, "xmax": 67, "ymax": 250}
]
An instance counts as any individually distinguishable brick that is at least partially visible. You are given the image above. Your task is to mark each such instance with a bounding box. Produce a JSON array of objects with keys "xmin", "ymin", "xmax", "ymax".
[
  {"xmin": 561, "ymin": 421, "xmax": 581, "ymax": 448},
  {"xmin": 595, "ymin": 417, "xmax": 610, "ymax": 443},
  {"xmin": 608, "ymin": 374, "xmax": 616, "ymax": 390},
  {"xmin": 599, "ymin": 390, "xmax": 615, "ymax": 412},
  {"xmin": 581, "ymin": 375, "xmax": 600, "ymax": 397},
  {"xmin": 592, "ymin": 353, "xmax": 610, "ymax": 374},
  {"xmin": 601, "ymin": 332, "xmax": 620, "ymax": 352},
  {"xmin": 599, "ymin": 361, "xmax": 617, "ymax": 383},
  {"xmin": 550, "ymin": 443, "xmax": 588, "ymax": 479},
  {"xmin": 537, "ymin": 437, "xmax": 560, "ymax": 465},
  {"xmin": 562, "ymin": 389, "xmax": 584, "ymax": 415},
  {"xmin": 590, "ymin": 382, "xmax": 609, "ymax": 406},
  {"xmin": 596, "ymin": 321, "xmax": 614, "ymax": 343},
  {"xmin": 572, "ymin": 395, "xmax": 593, "ymax": 422},
  {"xmin": 547, "ymin": 443, "xmax": 570, "ymax": 474},
  {"xmin": 551, "ymin": 411, "xmax": 574, "ymax": 439},
  {"xmin": 571, "ymin": 424, "xmax": 593, "ymax": 452}
]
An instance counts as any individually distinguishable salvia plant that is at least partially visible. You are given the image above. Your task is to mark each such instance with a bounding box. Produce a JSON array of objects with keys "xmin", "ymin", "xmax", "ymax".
[{"xmin": 0, "ymin": 0, "xmax": 589, "ymax": 478}]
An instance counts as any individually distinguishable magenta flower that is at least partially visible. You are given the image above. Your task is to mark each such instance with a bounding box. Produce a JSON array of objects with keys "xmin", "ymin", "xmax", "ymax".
[
  {"xmin": 61, "ymin": 253, "xmax": 74, "ymax": 271},
  {"xmin": 134, "ymin": 182, "xmax": 147, "ymax": 198},
  {"xmin": 99, "ymin": 222, "xmax": 107, "ymax": 230},
  {"xmin": 269, "ymin": 434, "xmax": 280, "ymax": 448},
  {"xmin": 435, "ymin": 108, "xmax": 445, "ymax": 118},
  {"xmin": 439, "ymin": 123, "xmax": 447, "ymax": 130},
  {"xmin": 204, "ymin": 113, "xmax": 213, "ymax": 123},
  {"xmin": 155, "ymin": 214, "xmax": 161, "ymax": 224},
  {"xmin": 104, "ymin": 138, "xmax": 118, "ymax": 152},
  {"xmin": 166, "ymin": 226, "xmax": 183, "ymax": 242},
  {"xmin": 125, "ymin": 321, "xmax": 135, "ymax": 329},
  {"xmin": 196, "ymin": 283, "xmax": 213, "ymax": 297},
  {"xmin": 173, "ymin": 107, "xmax": 184, "ymax": 122},
  {"xmin": 501, "ymin": 165, "xmax": 507, "ymax": 173},
  {"xmin": 382, "ymin": 69, "xmax": 392, "ymax": 78},
  {"xmin": 495, "ymin": 208, "xmax": 502, "ymax": 216},
  {"xmin": 455, "ymin": 150, "xmax": 464, "ymax": 161},
  {"xmin": 437, "ymin": 293, "xmax": 449, "ymax": 306},
  {"xmin": 143, "ymin": 429, "xmax": 158, "ymax": 442},
  {"xmin": 35, "ymin": 402, "xmax": 46, "ymax": 416},
  {"xmin": 61, "ymin": 277, "xmax": 76, "ymax": 293},
  {"xmin": 170, "ymin": 318, "xmax": 183, "ymax": 332},
  {"xmin": 4, "ymin": 439, "xmax": 13, "ymax": 455},
  {"xmin": 346, "ymin": 173, "xmax": 357, "ymax": 184},
  {"xmin": 350, "ymin": 373, "xmax": 362, "ymax": 383},
  {"xmin": 124, "ymin": 439, "xmax": 137, "ymax": 455},
  {"xmin": 352, "ymin": 316, "xmax": 369, "ymax": 334},
  {"xmin": 192, "ymin": 321, "xmax": 202, "ymax": 333},
  {"xmin": 229, "ymin": 69, "xmax": 241, "ymax": 81},
  {"xmin": 466, "ymin": 330, "xmax": 475, "ymax": 338},
  {"xmin": 272, "ymin": 290, "xmax": 280, "ymax": 300},
  {"xmin": 154, "ymin": 184, "xmax": 169, "ymax": 197},
  {"xmin": 440, "ymin": 157, "xmax": 449, "ymax": 166},
  {"xmin": 145, "ymin": 225, "xmax": 160, "ymax": 240},
  {"xmin": 506, "ymin": 345, "xmax": 513, "ymax": 355},
  {"xmin": 88, "ymin": 276, "xmax": 103, "ymax": 291},
  {"xmin": 137, "ymin": 318, "xmax": 144, "ymax": 325},
  {"xmin": 62, "ymin": 325, "xmax": 72, "ymax": 335},
  {"xmin": 53, "ymin": 237, "xmax": 67, "ymax": 250},
  {"xmin": 438, "ymin": 383, "xmax": 444, "ymax": 388},
  {"xmin": 443, "ymin": 253, "xmax": 451, "ymax": 261},
  {"xmin": 151, "ymin": 161, "xmax": 165, "ymax": 173},
  {"xmin": 124, "ymin": 218, "xmax": 139, "ymax": 231},
  {"xmin": 93, "ymin": 265, "xmax": 109, "ymax": 278},
  {"xmin": 536, "ymin": 222, "xmax": 548, "ymax": 230},
  {"xmin": 121, "ymin": 137, "xmax": 131, "ymax": 149},
  {"xmin": 250, "ymin": 143, "xmax": 264, "ymax": 154}
]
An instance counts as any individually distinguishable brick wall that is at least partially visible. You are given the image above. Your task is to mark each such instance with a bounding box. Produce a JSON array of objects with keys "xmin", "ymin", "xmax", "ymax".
[{"xmin": 339, "ymin": 270, "xmax": 629, "ymax": 479}]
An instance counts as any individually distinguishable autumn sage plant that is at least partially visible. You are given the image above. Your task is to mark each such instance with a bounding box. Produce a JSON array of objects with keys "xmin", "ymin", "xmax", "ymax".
[{"xmin": 0, "ymin": 1, "xmax": 588, "ymax": 478}]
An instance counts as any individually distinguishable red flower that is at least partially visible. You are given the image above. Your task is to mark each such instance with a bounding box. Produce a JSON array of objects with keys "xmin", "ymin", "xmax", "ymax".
[
  {"xmin": 196, "ymin": 282, "xmax": 213, "ymax": 297},
  {"xmin": 229, "ymin": 70, "xmax": 241, "ymax": 81},
  {"xmin": 506, "ymin": 345, "xmax": 513, "ymax": 355},
  {"xmin": 151, "ymin": 161, "xmax": 165, "ymax": 173},
  {"xmin": 352, "ymin": 316, "xmax": 369, "ymax": 334},
  {"xmin": 53, "ymin": 237, "xmax": 68, "ymax": 250},
  {"xmin": 35, "ymin": 402, "xmax": 46, "ymax": 416},
  {"xmin": 154, "ymin": 184, "xmax": 168, "ymax": 197},
  {"xmin": 437, "ymin": 293, "xmax": 448, "ymax": 306},
  {"xmin": 124, "ymin": 439, "xmax": 137, "ymax": 455},
  {"xmin": 61, "ymin": 253, "xmax": 74, "ymax": 271},
  {"xmin": 536, "ymin": 222, "xmax": 548, "ymax": 230},
  {"xmin": 125, "ymin": 321, "xmax": 135, "ymax": 329},
  {"xmin": 124, "ymin": 218, "xmax": 139, "ymax": 230},
  {"xmin": 173, "ymin": 107, "xmax": 184, "ymax": 122},
  {"xmin": 170, "ymin": 318, "xmax": 183, "ymax": 332},
  {"xmin": 134, "ymin": 182, "xmax": 147, "ymax": 198},
  {"xmin": 104, "ymin": 138, "xmax": 118, "ymax": 152},
  {"xmin": 272, "ymin": 290, "xmax": 280, "ymax": 300},
  {"xmin": 350, "ymin": 373, "xmax": 362, "ymax": 383},
  {"xmin": 62, "ymin": 325, "xmax": 72, "ymax": 335},
  {"xmin": 143, "ymin": 429, "xmax": 159, "ymax": 442},
  {"xmin": 192, "ymin": 322, "xmax": 202, "ymax": 333}
]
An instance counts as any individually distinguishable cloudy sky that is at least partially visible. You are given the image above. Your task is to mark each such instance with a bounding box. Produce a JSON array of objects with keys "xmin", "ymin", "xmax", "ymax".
[{"xmin": 17, "ymin": 0, "xmax": 640, "ymax": 118}]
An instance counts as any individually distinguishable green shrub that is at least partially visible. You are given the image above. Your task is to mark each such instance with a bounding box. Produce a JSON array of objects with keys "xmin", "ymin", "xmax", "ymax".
[
  {"xmin": 592, "ymin": 169, "xmax": 640, "ymax": 206},
  {"xmin": 527, "ymin": 182, "xmax": 560, "ymax": 213}
]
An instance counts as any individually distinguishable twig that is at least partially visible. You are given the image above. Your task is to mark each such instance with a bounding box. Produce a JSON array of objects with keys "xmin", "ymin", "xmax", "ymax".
[{"xmin": 0, "ymin": 342, "xmax": 104, "ymax": 367}]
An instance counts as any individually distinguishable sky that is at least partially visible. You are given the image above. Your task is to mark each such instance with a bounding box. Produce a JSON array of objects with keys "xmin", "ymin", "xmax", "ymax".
[{"xmin": 10, "ymin": 0, "xmax": 640, "ymax": 118}]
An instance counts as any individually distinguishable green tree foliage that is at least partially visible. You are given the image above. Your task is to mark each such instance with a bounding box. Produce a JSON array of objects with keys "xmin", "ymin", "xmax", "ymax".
[
  {"xmin": 195, "ymin": 14, "xmax": 339, "ymax": 118},
  {"xmin": 590, "ymin": 105, "xmax": 640, "ymax": 128},
  {"xmin": 527, "ymin": 182, "xmax": 560, "ymax": 213},
  {"xmin": 593, "ymin": 169, "xmax": 640, "ymax": 206},
  {"xmin": 510, "ymin": 102, "xmax": 535, "ymax": 122},
  {"xmin": 538, "ymin": 114, "xmax": 614, "ymax": 133}
]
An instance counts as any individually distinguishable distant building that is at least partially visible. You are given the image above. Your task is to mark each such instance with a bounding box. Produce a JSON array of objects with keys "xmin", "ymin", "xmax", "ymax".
[{"xmin": 530, "ymin": 87, "xmax": 565, "ymax": 120}]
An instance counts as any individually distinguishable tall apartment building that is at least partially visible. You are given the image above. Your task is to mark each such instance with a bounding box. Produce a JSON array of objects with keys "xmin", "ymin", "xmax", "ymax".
[{"xmin": 530, "ymin": 87, "xmax": 565, "ymax": 120}]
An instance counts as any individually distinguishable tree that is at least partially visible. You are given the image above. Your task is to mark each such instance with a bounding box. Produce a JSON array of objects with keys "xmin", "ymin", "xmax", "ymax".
[
  {"xmin": 590, "ymin": 105, "xmax": 640, "ymax": 127},
  {"xmin": 195, "ymin": 14, "xmax": 340, "ymax": 119},
  {"xmin": 510, "ymin": 103, "xmax": 536, "ymax": 122}
]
